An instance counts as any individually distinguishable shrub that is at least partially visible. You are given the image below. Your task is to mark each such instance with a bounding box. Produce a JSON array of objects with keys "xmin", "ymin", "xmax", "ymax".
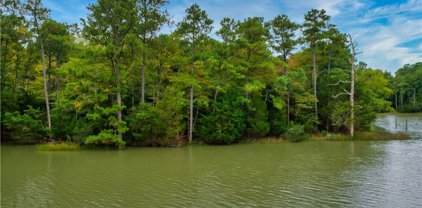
[
  {"xmin": 286, "ymin": 124, "xmax": 308, "ymax": 142},
  {"xmin": 3, "ymin": 106, "xmax": 47, "ymax": 141},
  {"xmin": 84, "ymin": 130, "xmax": 126, "ymax": 149}
]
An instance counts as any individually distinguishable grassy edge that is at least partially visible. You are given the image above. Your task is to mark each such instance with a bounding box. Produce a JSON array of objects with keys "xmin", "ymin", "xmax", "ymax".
[
  {"xmin": 309, "ymin": 131, "xmax": 411, "ymax": 141},
  {"xmin": 34, "ymin": 131, "xmax": 411, "ymax": 150},
  {"xmin": 37, "ymin": 142, "xmax": 80, "ymax": 151}
]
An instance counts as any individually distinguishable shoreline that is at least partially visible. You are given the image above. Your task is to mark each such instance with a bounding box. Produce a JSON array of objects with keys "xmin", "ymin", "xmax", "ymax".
[{"xmin": 2, "ymin": 131, "xmax": 412, "ymax": 151}]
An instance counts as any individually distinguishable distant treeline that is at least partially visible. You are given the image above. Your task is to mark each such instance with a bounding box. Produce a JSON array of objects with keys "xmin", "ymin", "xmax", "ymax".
[{"xmin": 1, "ymin": 0, "xmax": 421, "ymax": 146}]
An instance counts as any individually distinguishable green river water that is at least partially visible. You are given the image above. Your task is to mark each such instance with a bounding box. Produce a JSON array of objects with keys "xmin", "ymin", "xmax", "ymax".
[{"xmin": 1, "ymin": 114, "xmax": 422, "ymax": 207}]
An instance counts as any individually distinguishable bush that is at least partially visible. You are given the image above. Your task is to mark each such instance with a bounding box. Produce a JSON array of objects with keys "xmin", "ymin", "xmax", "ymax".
[
  {"xmin": 3, "ymin": 106, "xmax": 47, "ymax": 141},
  {"xmin": 84, "ymin": 130, "xmax": 126, "ymax": 149},
  {"xmin": 286, "ymin": 124, "xmax": 308, "ymax": 142}
]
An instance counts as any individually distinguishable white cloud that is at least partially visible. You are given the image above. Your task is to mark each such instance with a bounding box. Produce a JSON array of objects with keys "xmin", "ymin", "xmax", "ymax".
[
  {"xmin": 343, "ymin": 1, "xmax": 422, "ymax": 72},
  {"xmin": 364, "ymin": 0, "xmax": 422, "ymax": 20},
  {"xmin": 357, "ymin": 19, "xmax": 422, "ymax": 71}
]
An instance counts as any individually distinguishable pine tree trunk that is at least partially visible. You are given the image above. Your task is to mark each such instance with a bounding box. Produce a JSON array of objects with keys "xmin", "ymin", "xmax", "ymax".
[
  {"xmin": 117, "ymin": 72, "xmax": 123, "ymax": 139},
  {"xmin": 189, "ymin": 40, "xmax": 195, "ymax": 143},
  {"xmin": 34, "ymin": 12, "xmax": 52, "ymax": 136},
  {"xmin": 48, "ymin": 56, "xmax": 52, "ymax": 93},
  {"xmin": 141, "ymin": 52, "xmax": 145, "ymax": 104},
  {"xmin": 155, "ymin": 64, "xmax": 161, "ymax": 105},
  {"xmin": 287, "ymin": 93, "xmax": 290, "ymax": 125},
  {"xmin": 40, "ymin": 36, "xmax": 52, "ymax": 132},
  {"xmin": 413, "ymin": 87, "xmax": 416, "ymax": 109},
  {"xmin": 400, "ymin": 91, "xmax": 403, "ymax": 111},
  {"xmin": 348, "ymin": 34, "xmax": 356, "ymax": 137},
  {"xmin": 312, "ymin": 47, "xmax": 318, "ymax": 127},
  {"xmin": 131, "ymin": 79, "xmax": 135, "ymax": 108},
  {"xmin": 395, "ymin": 91, "xmax": 398, "ymax": 110},
  {"xmin": 350, "ymin": 58, "xmax": 355, "ymax": 137},
  {"xmin": 13, "ymin": 55, "xmax": 19, "ymax": 92},
  {"xmin": 189, "ymin": 73, "xmax": 194, "ymax": 143},
  {"xmin": 113, "ymin": 60, "xmax": 123, "ymax": 139}
]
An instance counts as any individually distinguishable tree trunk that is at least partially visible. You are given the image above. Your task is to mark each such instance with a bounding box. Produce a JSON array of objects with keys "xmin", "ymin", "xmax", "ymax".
[
  {"xmin": 13, "ymin": 55, "xmax": 19, "ymax": 92},
  {"xmin": 155, "ymin": 64, "xmax": 161, "ymax": 105},
  {"xmin": 48, "ymin": 55, "xmax": 52, "ymax": 93},
  {"xmin": 214, "ymin": 89, "xmax": 219, "ymax": 103},
  {"xmin": 34, "ymin": 11, "xmax": 52, "ymax": 135},
  {"xmin": 131, "ymin": 79, "xmax": 135, "ymax": 108},
  {"xmin": 40, "ymin": 37, "xmax": 52, "ymax": 132},
  {"xmin": 287, "ymin": 93, "xmax": 290, "ymax": 125},
  {"xmin": 312, "ymin": 47, "xmax": 318, "ymax": 127},
  {"xmin": 113, "ymin": 60, "xmax": 123, "ymax": 139},
  {"xmin": 189, "ymin": 40, "xmax": 195, "ymax": 143},
  {"xmin": 350, "ymin": 58, "xmax": 355, "ymax": 137},
  {"xmin": 413, "ymin": 86, "xmax": 416, "ymax": 109},
  {"xmin": 189, "ymin": 78, "xmax": 194, "ymax": 143},
  {"xmin": 400, "ymin": 91, "xmax": 403, "ymax": 111},
  {"xmin": 348, "ymin": 34, "xmax": 356, "ymax": 137},
  {"xmin": 117, "ymin": 77, "xmax": 123, "ymax": 139},
  {"xmin": 141, "ymin": 52, "xmax": 145, "ymax": 104},
  {"xmin": 395, "ymin": 91, "xmax": 398, "ymax": 110}
]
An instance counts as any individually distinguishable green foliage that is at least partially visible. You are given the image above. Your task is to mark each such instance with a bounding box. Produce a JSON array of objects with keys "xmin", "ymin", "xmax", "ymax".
[
  {"xmin": 268, "ymin": 105, "xmax": 287, "ymax": 136},
  {"xmin": 301, "ymin": 9, "xmax": 330, "ymax": 48},
  {"xmin": 271, "ymin": 14, "xmax": 299, "ymax": 61},
  {"xmin": 286, "ymin": 124, "xmax": 307, "ymax": 142},
  {"xmin": 84, "ymin": 130, "xmax": 126, "ymax": 149},
  {"xmin": 3, "ymin": 106, "xmax": 47, "ymax": 141},
  {"xmin": 354, "ymin": 68, "xmax": 394, "ymax": 130},
  {"xmin": 155, "ymin": 86, "xmax": 187, "ymax": 144},
  {"xmin": 392, "ymin": 63, "xmax": 422, "ymax": 112},
  {"xmin": 41, "ymin": 19, "xmax": 71, "ymax": 66},
  {"xmin": 128, "ymin": 103, "xmax": 164, "ymax": 142},
  {"xmin": 1, "ymin": 2, "xmax": 407, "ymax": 146},
  {"xmin": 197, "ymin": 92, "xmax": 245, "ymax": 144},
  {"xmin": 87, "ymin": 105, "xmax": 129, "ymax": 135},
  {"xmin": 246, "ymin": 95, "xmax": 270, "ymax": 138}
]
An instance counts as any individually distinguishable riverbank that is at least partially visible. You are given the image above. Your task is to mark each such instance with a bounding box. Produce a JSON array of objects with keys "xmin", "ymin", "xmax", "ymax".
[
  {"xmin": 27, "ymin": 131, "xmax": 410, "ymax": 151},
  {"xmin": 240, "ymin": 131, "xmax": 411, "ymax": 144},
  {"xmin": 308, "ymin": 131, "xmax": 411, "ymax": 141}
]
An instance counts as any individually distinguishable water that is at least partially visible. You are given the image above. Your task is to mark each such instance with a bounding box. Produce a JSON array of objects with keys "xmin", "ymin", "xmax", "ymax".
[
  {"xmin": 2, "ymin": 140, "xmax": 422, "ymax": 207},
  {"xmin": 373, "ymin": 113, "xmax": 422, "ymax": 139}
]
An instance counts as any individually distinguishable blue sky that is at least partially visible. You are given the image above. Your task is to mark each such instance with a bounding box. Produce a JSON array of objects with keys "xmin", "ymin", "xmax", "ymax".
[{"xmin": 44, "ymin": 0, "xmax": 422, "ymax": 73}]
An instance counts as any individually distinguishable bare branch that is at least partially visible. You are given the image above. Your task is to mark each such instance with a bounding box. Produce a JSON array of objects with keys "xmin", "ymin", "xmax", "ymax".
[
  {"xmin": 343, "ymin": 88, "xmax": 351, "ymax": 95},
  {"xmin": 327, "ymin": 80, "xmax": 350, "ymax": 86},
  {"xmin": 332, "ymin": 92, "xmax": 349, "ymax": 99},
  {"xmin": 331, "ymin": 88, "xmax": 351, "ymax": 98}
]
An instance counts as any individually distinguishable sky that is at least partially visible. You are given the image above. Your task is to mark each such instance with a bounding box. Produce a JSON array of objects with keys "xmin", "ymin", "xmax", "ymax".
[{"xmin": 44, "ymin": 0, "xmax": 422, "ymax": 73}]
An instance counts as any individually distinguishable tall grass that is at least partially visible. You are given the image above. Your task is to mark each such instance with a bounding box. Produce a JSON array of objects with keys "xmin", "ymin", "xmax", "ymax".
[
  {"xmin": 309, "ymin": 131, "xmax": 411, "ymax": 141},
  {"xmin": 37, "ymin": 142, "xmax": 80, "ymax": 151}
]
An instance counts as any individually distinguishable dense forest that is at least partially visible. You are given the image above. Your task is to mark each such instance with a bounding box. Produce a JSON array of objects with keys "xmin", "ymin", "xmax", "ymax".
[{"xmin": 1, "ymin": 0, "xmax": 421, "ymax": 147}]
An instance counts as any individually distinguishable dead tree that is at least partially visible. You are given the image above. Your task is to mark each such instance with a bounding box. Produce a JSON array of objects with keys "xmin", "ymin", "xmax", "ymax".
[{"xmin": 331, "ymin": 34, "xmax": 359, "ymax": 137}]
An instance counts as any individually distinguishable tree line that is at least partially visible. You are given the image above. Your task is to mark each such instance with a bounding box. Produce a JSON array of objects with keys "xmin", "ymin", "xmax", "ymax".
[{"xmin": 1, "ymin": 0, "xmax": 420, "ymax": 146}]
